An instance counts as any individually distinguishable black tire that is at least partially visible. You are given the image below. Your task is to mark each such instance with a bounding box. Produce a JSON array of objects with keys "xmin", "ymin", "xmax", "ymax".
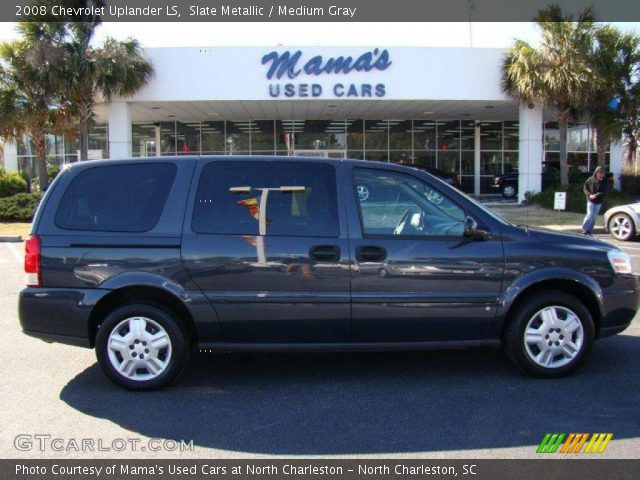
[
  {"xmin": 95, "ymin": 303, "xmax": 189, "ymax": 391},
  {"xmin": 504, "ymin": 291, "xmax": 594, "ymax": 378},
  {"xmin": 608, "ymin": 213, "xmax": 636, "ymax": 241}
]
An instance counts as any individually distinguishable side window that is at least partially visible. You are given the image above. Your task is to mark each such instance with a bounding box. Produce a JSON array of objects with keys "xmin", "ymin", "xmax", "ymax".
[
  {"xmin": 354, "ymin": 168, "xmax": 466, "ymax": 237},
  {"xmin": 192, "ymin": 161, "xmax": 339, "ymax": 237},
  {"xmin": 55, "ymin": 163, "xmax": 177, "ymax": 232}
]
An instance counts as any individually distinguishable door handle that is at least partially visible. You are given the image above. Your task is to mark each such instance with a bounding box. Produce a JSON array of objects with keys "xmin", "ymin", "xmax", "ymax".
[
  {"xmin": 309, "ymin": 245, "xmax": 341, "ymax": 262},
  {"xmin": 356, "ymin": 245, "xmax": 387, "ymax": 262}
]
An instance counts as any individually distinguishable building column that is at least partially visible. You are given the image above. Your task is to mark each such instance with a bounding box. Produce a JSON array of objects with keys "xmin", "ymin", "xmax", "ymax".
[
  {"xmin": 610, "ymin": 139, "xmax": 623, "ymax": 190},
  {"xmin": 108, "ymin": 102, "xmax": 132, "ymax": 159},
  {"xmin": 2, "ymin": 141, "xmax": 19, "ymax": 172},
  {"xmin": 518, "ymin": 102, "xmax": 544, "ymax": 203}
]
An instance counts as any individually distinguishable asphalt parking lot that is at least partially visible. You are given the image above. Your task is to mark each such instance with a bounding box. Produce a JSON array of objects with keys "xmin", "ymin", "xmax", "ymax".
[{"xmin": 0, "ymin": 235, "xmax": 639, "ymax": 459}]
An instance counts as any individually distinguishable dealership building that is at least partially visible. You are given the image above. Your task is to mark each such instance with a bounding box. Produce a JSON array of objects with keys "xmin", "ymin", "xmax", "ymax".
[{"xmin": 3, "ymin": 46, "xmax": 623, "ymax": 201}]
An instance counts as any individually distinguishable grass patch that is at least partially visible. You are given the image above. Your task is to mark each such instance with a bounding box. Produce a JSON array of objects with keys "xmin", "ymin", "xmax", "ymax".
[
  {"xmin": 491, "ymin": 205, "xmax": 593, "ymax": 230},
  {"xmin": 0, "ymin": 222, "xmax": 32, "ymax": 239}
]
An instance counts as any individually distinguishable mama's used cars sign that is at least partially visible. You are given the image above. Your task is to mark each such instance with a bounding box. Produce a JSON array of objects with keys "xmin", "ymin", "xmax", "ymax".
[{"xmin": 262, "ymin": 49, "xmax": 391, "ymax": 98}]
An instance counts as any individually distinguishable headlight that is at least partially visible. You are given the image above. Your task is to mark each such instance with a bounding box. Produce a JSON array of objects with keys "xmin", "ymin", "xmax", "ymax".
[{"xmin": 607, "ymin": 250, "xmax": 633, "ymax": 274}]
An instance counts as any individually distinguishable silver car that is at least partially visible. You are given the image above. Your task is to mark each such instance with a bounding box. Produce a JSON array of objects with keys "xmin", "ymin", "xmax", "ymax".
[{"xmin": 604, "ymin": 203, "xmax": 640, "ymax": 241}]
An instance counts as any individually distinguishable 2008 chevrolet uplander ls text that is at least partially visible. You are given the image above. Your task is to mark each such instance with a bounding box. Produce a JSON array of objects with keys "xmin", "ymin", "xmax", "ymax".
[{"xmin": 18, "ymin": 156, "xmax": 639, "ymax": 390}]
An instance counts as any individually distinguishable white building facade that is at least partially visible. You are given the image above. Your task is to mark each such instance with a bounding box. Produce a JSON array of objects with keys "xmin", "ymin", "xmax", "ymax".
[{"xmin": 5, "ymin": 46, "xmax": 621, "ymax": 201}]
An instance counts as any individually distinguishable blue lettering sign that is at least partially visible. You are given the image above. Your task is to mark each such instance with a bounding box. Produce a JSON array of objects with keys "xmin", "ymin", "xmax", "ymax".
[{"xmin": 262, "ymin": 48, "xmax": 392, "ymax": 80}]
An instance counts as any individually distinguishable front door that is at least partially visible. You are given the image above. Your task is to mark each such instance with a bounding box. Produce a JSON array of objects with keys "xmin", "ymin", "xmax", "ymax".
[
  {"xmin": 182, "ymin": 159, "xmax": 351, "ymax": 343},
  {"xmin": 347, "ymin": 166, "xmax": 504, "ymax": 343}
]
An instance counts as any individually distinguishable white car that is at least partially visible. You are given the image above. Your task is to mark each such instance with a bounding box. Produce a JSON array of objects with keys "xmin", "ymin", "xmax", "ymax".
[{"xmin": 604, "ymin": 203, "xmax": 640, "ymax": 241}]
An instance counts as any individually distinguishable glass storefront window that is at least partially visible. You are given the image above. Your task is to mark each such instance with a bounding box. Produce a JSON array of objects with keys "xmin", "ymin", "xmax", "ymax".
[
  {"xmin": 64, "ymin": 135, "xmax": 80, "ymax": 158},
  {"xmin": 389, "ymin": 120, "xmax": 412, "ymax": 151},
  {"xmin": 176, "ymin": 122, "xmax": 200, "ymax": 155},
  {"xmin": 438, "ymin": 121, "xmax": 460, "ymax": 151},
  {"xmin": 503, "ymin": 121, "xmax": 519, "ymax": 151},
  {"xmin": 460, "ymin": 151, "xmax": 474, "ymax": 194},
  {"xmin": 201, "ymin": 121, "xmax": 225, "ymax": 153},
  {"xmin": 413, "ymin": 120, "xmax": 437, "ymax": 168},
  {"xmin": 568, "ymin": 152, "xmax": 589, "ymax": 173},
  {"xmin": 252, "ymin": 120, "xmax": 275, "ymax": 153},
  {"xmin": 567, "ymin": 124, "xmax": 589, "ymax": 152},
  {"xmin": 480, "ymin": 121, "xmax": 502, "ymax": 151},
  {"xmin": 365, "ymin": 151, "xmax": 388, "ymax": 162},
  {"xmin": 414, "ymin": 152, "xmax": 436, "ymax": 170},
  {"xmin": 88, "ymin": 124, "xmax": 109, "ymax": 159},
  {"xmin": 390, "ymin": 151, "xmax": 412, "ymax": 165},
  {"xmin": 504, "ymin": 152, "xmax": 518, "ymax": 173},
  {"xmin": 460, "ymin": 151, "xmax": 474, "ymax": 175},
  {"xmin": 160, "ymin": 121, "xmax": 176, "ymax": 156},
  {"xmin": 364, "ymin": 120, "xmax": 388, "ymax": 152},
  {"xmin": 460, "ymin": 121, "xmax": 475, "ymax": 150},
  {"xmin": 439, "ymin": 153, "xmax": 459, "ymax": 173},
  {"xmin": 132, "ymin": 123, "xmax": 157, "ymax": 157},
  {"xmin": 225, "ymin": 121, "xmax": 250, "ymax": 154},
  {"xmin": 347, "ymin": 120, "xmax": 364, "ymax": 150},
  {"xmin": 276, "ymin": 120, "xmax": 301, "ymax": 153},
  {"xmin": 544, "ymin": 122, "xmax": 560, "ymax": 151},
  {"xmin": 481, "ymin": 151, "xmax": 503, "ymax": 176},
  {"xmin": 292, "ymin": 120, "xmax": 346, "ymax": 150}
]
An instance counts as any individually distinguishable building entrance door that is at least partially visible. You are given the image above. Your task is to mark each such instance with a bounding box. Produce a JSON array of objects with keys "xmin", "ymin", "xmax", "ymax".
[{"xmin": 293, "ymin": 150, "xmax": 346, "ymax": 159}]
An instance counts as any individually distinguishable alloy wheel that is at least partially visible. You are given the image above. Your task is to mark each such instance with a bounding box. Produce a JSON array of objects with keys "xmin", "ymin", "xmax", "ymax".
[{"xmin": 523, "ymin": 306, "xmax": 584, "ymax": 369}]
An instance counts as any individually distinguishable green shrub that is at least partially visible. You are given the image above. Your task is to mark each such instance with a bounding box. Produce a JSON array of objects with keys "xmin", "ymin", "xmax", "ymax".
[
  {"xmin": 527, "ymin": 183, "xmax": 634, "ymax": 213},
  {"xmin": 0, "ymin": 171, "xmax": 29, "ymax": 198},
  {"xmin": 0, "ymin": 192, "xmax": 42, "ymax": 222},
  {"xmin": 29, "ymin": 162, "xmax": 63, "ymax": 192}
]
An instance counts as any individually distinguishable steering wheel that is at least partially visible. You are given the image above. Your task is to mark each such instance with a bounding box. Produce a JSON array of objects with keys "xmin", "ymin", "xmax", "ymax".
[{"xmin": 394, "ymin": 208, "xmax": 414, "ymax": 235}]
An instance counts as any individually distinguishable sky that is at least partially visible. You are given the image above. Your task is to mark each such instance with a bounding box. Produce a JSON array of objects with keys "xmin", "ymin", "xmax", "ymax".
[{"xmin": 0, "ymin": 22, "xmax": 638, "ymax": 49}]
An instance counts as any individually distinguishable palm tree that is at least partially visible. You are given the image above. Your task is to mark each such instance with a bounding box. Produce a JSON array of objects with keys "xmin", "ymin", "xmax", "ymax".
[
  {"xmin": 502, "ymin": 5, "xmax": 596, "ymax": 186},
  {"xmin": 58, "ymin": 22, "xmax": 153, "ymax": 160},
  {"xmin": 587, "ymin": 25, "xmax": 640, "ymax": 168},
  {"xmin": 0, "ymin": 34, "xmax": 64, "ymax": 190}
]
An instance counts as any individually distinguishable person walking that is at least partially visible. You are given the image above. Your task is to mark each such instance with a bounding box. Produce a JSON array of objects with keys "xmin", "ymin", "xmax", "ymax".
[{"xmin": 581, "ymin": 166, "xmax": 607, "ymax": 235}]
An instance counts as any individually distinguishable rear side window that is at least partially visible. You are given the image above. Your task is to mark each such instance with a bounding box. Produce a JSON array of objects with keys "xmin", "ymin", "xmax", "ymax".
[
  {"xmin": 192, "ymin": 161, "xmax": 339, "ymax": 237},
  {"xmin": 55, "ymin": 163, "xmax": 177, "ymax": 232}
]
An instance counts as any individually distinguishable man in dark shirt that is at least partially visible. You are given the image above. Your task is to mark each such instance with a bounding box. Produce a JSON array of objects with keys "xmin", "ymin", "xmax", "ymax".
[{"xmin": 581, "ymin": 166, "xmax": 607, "ymax": 235}]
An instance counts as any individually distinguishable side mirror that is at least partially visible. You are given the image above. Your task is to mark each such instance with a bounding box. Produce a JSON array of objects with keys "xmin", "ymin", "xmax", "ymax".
[{"xmin": 464, "ymin": 216, "xmax": 492, "ymax": 241}]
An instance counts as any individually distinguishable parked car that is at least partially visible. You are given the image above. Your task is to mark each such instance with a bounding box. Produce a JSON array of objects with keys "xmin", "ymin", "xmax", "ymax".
[
  {"xmin": 491, "ymin": 163, "xmax": 613, "ymax": 199},
  {"xmin": 604, "ymin": 203, "xmax": 640, "ymax": 241},
  {"xmin": 19, "ymin": 156, "xmax": 638, "ymax": 390}
]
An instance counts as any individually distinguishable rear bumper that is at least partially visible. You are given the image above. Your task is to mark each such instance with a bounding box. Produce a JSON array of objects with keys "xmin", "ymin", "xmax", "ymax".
[
  {"xmin": 597, "ymin": 275, "xmax": 640, "ymax": 338},
  {"xmin": 19, "ymin": 287, "xmax": 110, "ymax": 348}
]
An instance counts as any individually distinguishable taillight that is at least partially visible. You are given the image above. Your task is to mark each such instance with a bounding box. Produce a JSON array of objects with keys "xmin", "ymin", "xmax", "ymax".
[{"xmin": 24, "ymin": 235, "xmax": 41, "ymax": 287}]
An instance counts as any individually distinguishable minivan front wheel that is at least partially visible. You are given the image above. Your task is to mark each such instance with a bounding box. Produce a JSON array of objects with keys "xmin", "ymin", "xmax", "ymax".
[
  {"xmin": 95, "ymin": 304, "xmax": 188, "ymax": 390},
  {"xmin": 504, "ymin": 291, "xmax": 594, "ymax": 377}
]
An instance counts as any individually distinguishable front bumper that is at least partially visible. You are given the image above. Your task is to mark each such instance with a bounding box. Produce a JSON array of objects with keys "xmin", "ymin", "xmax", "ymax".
[
  {"xmin": 597, "ymin": 274, "xmax": 640, "ymax": 338},
  {"xmin": 19, "ymin": 287, "xmax": 110, "ymax": 348}
]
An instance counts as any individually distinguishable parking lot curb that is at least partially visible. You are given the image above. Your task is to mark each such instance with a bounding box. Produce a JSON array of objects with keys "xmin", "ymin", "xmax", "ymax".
[{"xmin": 0, "ymin": 236, "xmax": 22, "ymax": 242}]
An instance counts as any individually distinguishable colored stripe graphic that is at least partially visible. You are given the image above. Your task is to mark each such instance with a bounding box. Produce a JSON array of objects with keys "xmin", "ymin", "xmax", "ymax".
[
  {"xmin": 584, "ymin": 433, "xmax": 613, "ymax": 453},
  {"xmin": 537, "ymin": 433, "xmax": 566, "ymax": 453},
  {"xmin": 538, "ymin": 433, "xmax": 613, "ymax": 454}
]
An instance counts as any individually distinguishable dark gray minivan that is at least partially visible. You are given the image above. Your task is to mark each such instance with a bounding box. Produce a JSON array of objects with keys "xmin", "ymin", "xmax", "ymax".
[{"xmin": 19, "ymin": 156, "xmax": 639, "ymax": 390}]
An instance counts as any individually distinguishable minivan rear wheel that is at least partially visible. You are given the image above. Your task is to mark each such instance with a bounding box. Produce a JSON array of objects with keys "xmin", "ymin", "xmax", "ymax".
[
  {"xmin": 504, "ymin": 291, "xmax": 594, "ymax": 377},
  {"xmin": 95, "ymin": 304, "xmax": 188, "ymax": 390}
]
